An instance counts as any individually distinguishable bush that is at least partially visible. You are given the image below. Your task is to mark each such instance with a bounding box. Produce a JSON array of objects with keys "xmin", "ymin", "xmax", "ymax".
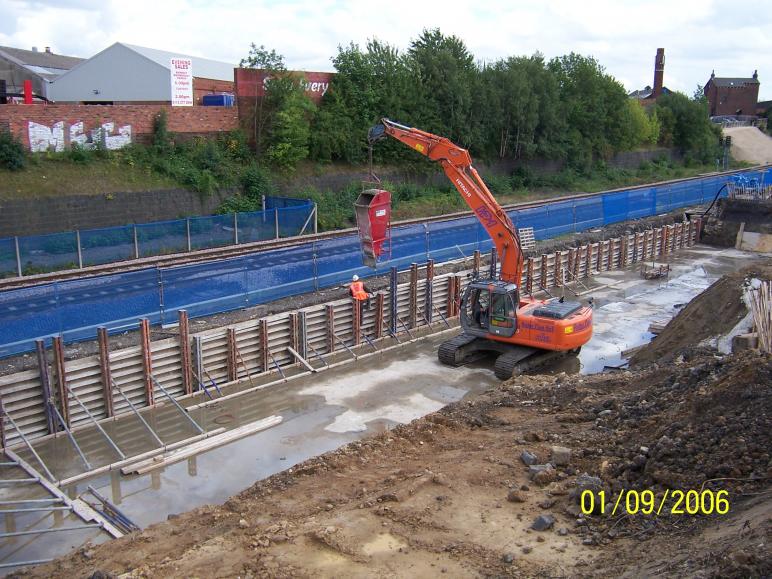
[{"xmin": 0, "ymin": 129, "xmax": 26, "ymax": 171}]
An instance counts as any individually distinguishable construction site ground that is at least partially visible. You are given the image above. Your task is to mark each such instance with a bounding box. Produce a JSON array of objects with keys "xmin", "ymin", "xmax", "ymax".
[{"xmin": 11, "ymin": 252, "xmax": 771, "ymax": 578}]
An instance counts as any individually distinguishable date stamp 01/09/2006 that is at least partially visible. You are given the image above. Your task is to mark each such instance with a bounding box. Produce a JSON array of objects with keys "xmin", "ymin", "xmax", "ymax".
[{"xmin": 580, "ymin": 489, "xmax": 730, "ymax": 516}]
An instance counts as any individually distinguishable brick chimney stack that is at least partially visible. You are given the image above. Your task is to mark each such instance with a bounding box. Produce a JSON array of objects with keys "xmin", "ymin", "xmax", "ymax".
[{"xmin": 653, "ymin": 48, "xmax": 665, "ymax": 98}]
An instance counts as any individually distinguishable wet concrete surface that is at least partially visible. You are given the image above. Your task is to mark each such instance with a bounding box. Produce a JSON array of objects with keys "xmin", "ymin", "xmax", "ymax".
[{"xmin": 0, "ymin": 244, "xmax": 764, "ymax": 571}]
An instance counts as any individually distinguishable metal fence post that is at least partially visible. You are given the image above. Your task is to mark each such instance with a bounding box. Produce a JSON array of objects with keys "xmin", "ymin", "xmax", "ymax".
[
  {"xmin": 313, "ymin": 203, "xmax": 318, "ymax": 234},
  {"xmin": 186, "ymin": 218, "xmax": 192, "ymax": 252},
  {"xmin": 14, "ymin": 236, "xmax": 21, "ymax": 277},
  {"xmin": 274, "ymin": 208, "xmax": 279, "ymax": 239},
  {"xmin": 233, "ymin": 213, "xmax": 239, "ymax": 245},
  {"xmin": 75, "ymin": 230, "xmax": 83, "ymax": 269},
  {"xmin": 133, "ymin": 226, "xmax": 139, "ymax": 259}
]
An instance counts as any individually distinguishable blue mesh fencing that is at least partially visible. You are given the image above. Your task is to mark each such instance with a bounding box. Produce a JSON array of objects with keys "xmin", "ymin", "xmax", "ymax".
[
  {"xmin": 237, "ymin": 212, "xmax": 277, "ymax": 243},
  {"xmin": 0, "ymin": 238, "xmax": 17, "ymax": 278},
  {"xmin": 265, "ymin": 196, "xmax": 312, "ymax": 209},
  {"xmin": 0, "ymin": 168, "xmax": 769, "ymax": 358},
  {"xmin": 3, "ymin": 196, "xmax": 315, "ymax": 277},
  {"xmin": 80, "ymin": 225, "xmax": 135, "ymax": 266},
  {"xmin": 18, "ymin": 231, "xmax": 79, "ymax": 274},
  {"xmin": 189, "ymin": 214, "xmax": 236, "ymax": 250},
  {"xmin": 136, "ymin": 219, "xmax": 189, "ymax": 257}
]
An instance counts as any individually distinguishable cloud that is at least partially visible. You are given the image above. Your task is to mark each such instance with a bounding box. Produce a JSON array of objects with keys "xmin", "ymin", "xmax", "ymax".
[{"xmin": 2, "ymin": 0, "xmax": 769, "ymax": 100}]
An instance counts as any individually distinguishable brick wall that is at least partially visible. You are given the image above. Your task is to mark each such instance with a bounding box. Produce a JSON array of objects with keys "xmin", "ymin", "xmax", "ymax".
[
  {"xmin": 0, "ymin": 103, "xmax": 239, "ymax": 149},
  {"xmin": 193, "ymin": 77, "xmax": 235, "ymax": 105},
  {"xmin": 706, "ymin": 83, "xmax": 760, "ymax": 116}
]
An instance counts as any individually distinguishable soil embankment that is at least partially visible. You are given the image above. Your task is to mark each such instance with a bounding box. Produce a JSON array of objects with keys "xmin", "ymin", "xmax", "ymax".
[{"xmin": 15, "ymin": 267, "xmax": 772, "ymax": 579}]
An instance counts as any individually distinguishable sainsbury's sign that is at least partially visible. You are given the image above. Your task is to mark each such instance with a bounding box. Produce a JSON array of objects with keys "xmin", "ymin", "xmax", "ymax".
[{"xmin": 235, "ymin": 68, "xmax": 334, "ymax": 103}]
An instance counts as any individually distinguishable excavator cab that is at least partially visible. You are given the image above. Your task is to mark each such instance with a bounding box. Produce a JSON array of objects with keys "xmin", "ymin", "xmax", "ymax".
[{"xmin": 461, "ymin": 280, "xmax": 519, "ymax": 339}]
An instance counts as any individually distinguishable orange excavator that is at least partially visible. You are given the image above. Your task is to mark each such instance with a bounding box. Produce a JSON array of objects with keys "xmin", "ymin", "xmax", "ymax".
[{"xmin": 368, "ymin": 119, "xmax": 593, "ymax": 379}]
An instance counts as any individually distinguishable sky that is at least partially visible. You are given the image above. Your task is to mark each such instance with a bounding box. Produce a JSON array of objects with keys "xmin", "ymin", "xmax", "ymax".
[{"xmin": 2, "ymin": 0, "xmax": 770, "ymax": 100}]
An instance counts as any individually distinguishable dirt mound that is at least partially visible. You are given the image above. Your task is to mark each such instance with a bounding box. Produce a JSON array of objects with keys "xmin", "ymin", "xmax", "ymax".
[
  {"xmin": 725, "ymin": 126, "xmax": 772, "ymax": 164},
  {"xmin": 630, "ymin": 263, "xmax": 772, "ymax": 366},
  {"xmin": 16, "ymin": 351, "xmax": 771, "ymax": 578}
]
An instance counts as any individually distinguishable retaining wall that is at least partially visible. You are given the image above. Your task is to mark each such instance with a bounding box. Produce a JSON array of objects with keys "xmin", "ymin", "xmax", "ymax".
[{"xmin": 0, "ymin": 219, "xmax": 699, "ymax": 451}]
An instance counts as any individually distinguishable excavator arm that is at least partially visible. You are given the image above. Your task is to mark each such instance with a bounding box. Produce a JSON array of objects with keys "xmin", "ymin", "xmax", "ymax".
[{"xmin": 368, "ymin": 119, "xmax": 524, "ymax": 285}]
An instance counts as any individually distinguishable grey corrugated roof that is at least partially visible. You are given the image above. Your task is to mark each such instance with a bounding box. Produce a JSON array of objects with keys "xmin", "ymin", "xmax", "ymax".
[
  {"xmin": 711, "ymin": 77, "xmax": 759, "ymax": 87},
  {"xmin": 120, "ymin": 42, "xmax": 234, "ymax": 81},
  {"xmin": 0, "ymin": 46, "xmax": 83, "ymax": 70}
]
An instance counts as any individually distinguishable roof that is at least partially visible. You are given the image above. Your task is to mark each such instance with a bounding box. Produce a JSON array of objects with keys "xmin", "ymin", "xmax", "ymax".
[
  {"xmin": 709, "ymin": 77, "xmax": 759, "ymax": 87},
  {"xmin": 119, "ymin": 42, "xmax": 234, "ymax": 81},
  {"xmin": 0, "ymin": 45, "xmax": 83, "ymax": 80},
  {"xmin": 628, "ymin": 86, "xmax": 671, "ymax": 99}
]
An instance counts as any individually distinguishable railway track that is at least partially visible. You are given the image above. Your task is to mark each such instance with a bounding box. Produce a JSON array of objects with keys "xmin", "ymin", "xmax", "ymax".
[{"xmin": 0, "ymin": 167, "xmax": 759, "ymax": 291}]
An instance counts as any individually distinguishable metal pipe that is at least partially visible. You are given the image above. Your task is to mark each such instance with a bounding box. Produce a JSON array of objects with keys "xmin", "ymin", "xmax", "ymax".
[
  {"xmin": 14, "ymin": 236, "xmax": 22, "ymax": 277},
  {"xmin": 0, "ymin": 478, "xmax": 38, "ymax": 484},
  {"xmin": 0, "ymin": 400, "xmax": 55, "ymax": 481},
  {"xmin": 233, "ymin": 213, "xmax": 239, "ymax": 245},
  {"xmin": 186, "ymin": 218, "xmax": 192, "ymax": 252},
  {"xmin": 111, "ymin": 380, "xmax": 164, "ymax": 447},
  {"xmin": 133, "ymin": 225, "xmax": 139, "ymax": 259},
  {"xmin": 75, "ymin": 230, "xmax": 83, "ymax": 268},
  {"xmin": 0, "ymin": 524, "xmax": 101, "ymax": 538},
  {"xmin": 274, "ymin": 208, "xmax": 279, "ymax": 239},
  {"xmin": 51, "ymin": 405, "xmax": 91, "ymax": 470},
  {"xmin": 149, "ymin": 374, "xmax": 204, "ymax": 434},
  {"xmin": 333, "ymin": 333, "xmax": 357, "ymax": 359},
  {"xmin": 66, "ymin": 386, "xmax": 125, "ymax": 460},
  {"xmin": 269, "ymin": 352, "xmax": 286, "ymax": 379},
  {"xmin": 307, "ymin": 343, "xmax": 329, "ymax": 367},
  {"xmin": 0, "ymin": 499, "xmax": 63, "ymax": 505},
  {"xmin": 0, "ymin": 558, "xmax": 55, "ymax": 569},
  {"xmin": 0, "ymin": 507, "xmax": 71, "ymax": 513}
]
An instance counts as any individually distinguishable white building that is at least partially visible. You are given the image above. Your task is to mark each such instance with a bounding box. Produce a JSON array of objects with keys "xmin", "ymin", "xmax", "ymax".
[{"xmin": 48, "ymin": 42, "xmax": 235, "ymax": 105}]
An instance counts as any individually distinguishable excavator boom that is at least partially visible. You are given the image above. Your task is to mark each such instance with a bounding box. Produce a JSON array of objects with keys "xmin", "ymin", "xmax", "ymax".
[
  {"xmin": 369, "ymin": 119, "xmax": 523, "ymax": 285},
  {"xmin": 368, "ymin": 118, "xmax": 593, "ymax": 379}
]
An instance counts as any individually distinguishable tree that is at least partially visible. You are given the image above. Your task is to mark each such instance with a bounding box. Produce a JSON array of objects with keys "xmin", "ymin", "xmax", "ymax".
[
  {"xmin": 407, "ymin": 29, "xmax": 478, "ymax": 147},
  {"xmin": 240, "ymin": 44, "xmax": 301, "ymax": 156},
  {"xmin": 655, "ymin": 92, "xmax": 720, "ymax": 162},
  {"xmin": 266, "ymin": 88, "xmax": 315, "ymax": 171}
]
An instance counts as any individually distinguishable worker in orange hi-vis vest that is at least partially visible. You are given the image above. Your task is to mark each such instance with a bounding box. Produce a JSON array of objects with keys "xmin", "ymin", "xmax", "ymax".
[{"xmin": 349, "ymin": 274, "xmax": 373, "ymax": 312}]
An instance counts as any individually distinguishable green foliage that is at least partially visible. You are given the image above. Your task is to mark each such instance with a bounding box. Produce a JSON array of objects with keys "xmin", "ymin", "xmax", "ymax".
[
  {"xmin": 0, "ymin": 129, "xmax": 26, "ymax": 171},
  {"xmin": 654, "ymin": 93, "xmax": 720, "ymax": 163},
  {"xmin": 266, "ymin": 89, "xmax": 315, "ymax": 171},
  {"xmin": 65, "ymin": 143, "xmax": 93, "ymax": 165},
  {"xmin": 152, "ymin": 109, "xmax": 173, "ymax": 154}
]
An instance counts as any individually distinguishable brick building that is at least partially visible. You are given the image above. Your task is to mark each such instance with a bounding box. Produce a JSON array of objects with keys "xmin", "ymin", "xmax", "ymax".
[
  {"xmin": 704, "ymin": 70, "xmax": 760, "ymax": 116},
  {"xmin": 48, "ymin": 42, "xmax": 235, "ymax": 105}
]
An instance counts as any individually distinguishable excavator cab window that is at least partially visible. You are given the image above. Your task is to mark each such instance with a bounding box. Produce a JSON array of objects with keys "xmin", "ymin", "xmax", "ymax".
[
  {"xmin": 469, "ymin": 288, "xmax": 489, "ymax": 329},
  {"xmin": 488, "ymin": 290, "xmax": 517, "ymax": 337}
]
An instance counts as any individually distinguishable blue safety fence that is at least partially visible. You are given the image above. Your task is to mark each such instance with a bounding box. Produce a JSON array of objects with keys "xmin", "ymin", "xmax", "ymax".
[
  {"xmin": 0, "ymin": 196, "xmax": 315, "ymax": 279},
  {"xmin": 0, "ymin": 168, "xmax": 769, "ymax": 358}
]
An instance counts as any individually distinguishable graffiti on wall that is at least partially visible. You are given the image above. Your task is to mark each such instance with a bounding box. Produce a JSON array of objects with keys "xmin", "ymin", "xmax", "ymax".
[{"xmin": 27, "ymin": 121, "xmax": 132, "ymax": 152}]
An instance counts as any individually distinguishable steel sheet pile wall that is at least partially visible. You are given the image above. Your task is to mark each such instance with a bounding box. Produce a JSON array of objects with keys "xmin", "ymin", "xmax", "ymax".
[{"xmin": 0, "ymin": 221, "xmax": 699, "ymax": 450}]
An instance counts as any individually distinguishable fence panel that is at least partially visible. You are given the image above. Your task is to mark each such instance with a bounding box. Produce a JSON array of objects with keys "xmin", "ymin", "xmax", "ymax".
[
  {"xmin": 0, "ymin": 237, "xmax": 17, "ymax": 278},
  {"xmin": 17, "ymin": 231, "xmax": 79, "ymax": 274},
  {"xmin": 136, "ymin": 219, "xmax": 188, "ymax": 257},
  {"xmin": 80, "ymin": 225, "xmax": 135, "ymax": 266}
]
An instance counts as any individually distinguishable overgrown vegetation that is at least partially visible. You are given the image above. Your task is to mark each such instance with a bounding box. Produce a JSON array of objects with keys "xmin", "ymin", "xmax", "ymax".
[
  {"xmin": 0, "ymin": 129, "xmax": 26, "ymax": 171},
  {"xmin": 1, "ymin": 29, "xmax": 729, "ymax": 226}
]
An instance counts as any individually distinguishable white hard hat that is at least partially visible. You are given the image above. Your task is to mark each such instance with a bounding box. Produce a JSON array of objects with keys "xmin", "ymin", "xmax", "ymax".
[{"xmin": 352, "ymin": 274, "xmax": 359, "ymax": 281}]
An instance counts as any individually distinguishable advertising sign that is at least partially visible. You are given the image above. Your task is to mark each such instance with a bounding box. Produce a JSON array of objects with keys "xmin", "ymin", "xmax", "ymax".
[{"xmin": 170, "ymin": 58, "xmax": 193, "ymax": 106}]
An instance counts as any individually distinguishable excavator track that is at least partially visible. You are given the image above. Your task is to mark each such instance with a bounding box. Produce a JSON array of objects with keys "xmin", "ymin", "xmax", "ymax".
[
  {"xmin": 438, "ymin": 334, "xmax": 479, "ymax": 366},
  {"xmin": 494, "ymin": 348, "xmax": 577, "ymax": 380}
]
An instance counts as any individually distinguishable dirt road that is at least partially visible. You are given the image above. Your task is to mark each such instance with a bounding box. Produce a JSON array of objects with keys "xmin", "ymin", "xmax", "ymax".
[{"xmin": 725, "ymin": 126, "xmax": 772, "ymax": 165}]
